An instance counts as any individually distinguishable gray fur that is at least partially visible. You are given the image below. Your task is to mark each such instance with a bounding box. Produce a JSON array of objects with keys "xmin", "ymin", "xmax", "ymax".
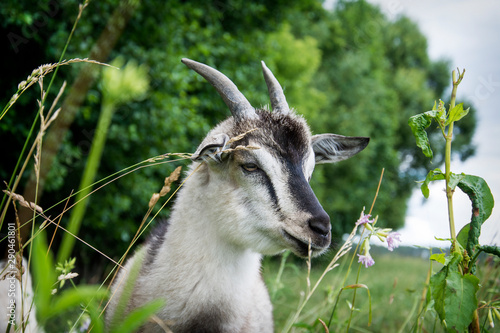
[{"xmin": 106, "ymin": 59, "xmax": 369, "ymax": 332}]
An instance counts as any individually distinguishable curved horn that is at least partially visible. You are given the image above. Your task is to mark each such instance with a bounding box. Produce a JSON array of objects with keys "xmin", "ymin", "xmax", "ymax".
[
  {"xmin": 182, "ymin": 58, "xmax": 256, "ymax": 121},
  {"xmin": 261, "ymin": 61, "xmax": 290, "ymax": 114}
]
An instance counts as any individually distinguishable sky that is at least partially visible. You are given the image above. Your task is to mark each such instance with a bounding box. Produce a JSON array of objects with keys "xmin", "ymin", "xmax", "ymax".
[{"xmin": 361, "ymin": 0, "xmax": 500, "ymax": 248}]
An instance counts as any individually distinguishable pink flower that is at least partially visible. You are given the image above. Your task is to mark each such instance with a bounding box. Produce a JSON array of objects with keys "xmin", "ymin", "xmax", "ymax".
[
  {"xmin": 356, "ymin": 211, "xmax": 374, "ymax": 226},
  {"xmin": 387, "ymin": 232, "xmax": 401, "ymax": 251},
  {"xmin": 357, "ymin": 254, "xmax": 375, "ymax": 268}
]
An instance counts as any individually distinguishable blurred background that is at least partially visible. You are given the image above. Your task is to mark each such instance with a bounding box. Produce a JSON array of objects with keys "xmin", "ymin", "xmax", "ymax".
[{"xmin": 1, "ymin": 0, "xmax": 498, "ymax": 282}]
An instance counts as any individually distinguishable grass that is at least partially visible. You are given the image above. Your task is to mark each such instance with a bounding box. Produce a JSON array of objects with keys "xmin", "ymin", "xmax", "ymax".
[{"xmin": 263, "ymin": 251, "xmax": 439, "ymax": 332}]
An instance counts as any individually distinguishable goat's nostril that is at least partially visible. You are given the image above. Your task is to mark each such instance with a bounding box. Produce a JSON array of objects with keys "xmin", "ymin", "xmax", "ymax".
[{"xmin": 308, "ymin": 216, "xmax": 331, "ymax": 237}]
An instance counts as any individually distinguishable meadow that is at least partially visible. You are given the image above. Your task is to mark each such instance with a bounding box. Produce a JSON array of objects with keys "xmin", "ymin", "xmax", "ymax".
[
  {"xmin": 263, "ymin": 250, "xmax": 430, "ymax": 332},
  {"xmin": 262, "ymin": 248, "xmax": 499, "ymax": 333}
]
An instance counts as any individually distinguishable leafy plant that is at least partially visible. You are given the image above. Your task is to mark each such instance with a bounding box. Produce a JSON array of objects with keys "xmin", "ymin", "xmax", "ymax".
[{"xmin": 409, "ymin": 69, "xmax": 498, "ymax": 332}]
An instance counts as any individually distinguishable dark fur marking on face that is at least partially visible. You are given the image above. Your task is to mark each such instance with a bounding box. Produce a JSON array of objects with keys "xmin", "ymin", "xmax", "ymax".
[
  {"xmin": 260, "ymin": 170, "xmax": 281, "ymax": 213},
  {"xmin": 231, "ymin": 109, "xmax": 310, "ymax": 165},
  {"xmin": 286, "ymin": 162, "xmax": 329, "ymax": 221}
]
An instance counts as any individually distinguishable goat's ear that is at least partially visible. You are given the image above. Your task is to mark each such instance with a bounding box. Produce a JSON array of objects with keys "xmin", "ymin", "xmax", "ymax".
[
  {"xmin": 192, "ymin": 133, "xmax": 230, "ymax": 163},
  {"xmin": 312, "ymin": 134, "xmax": 369, "ymax": 164}
]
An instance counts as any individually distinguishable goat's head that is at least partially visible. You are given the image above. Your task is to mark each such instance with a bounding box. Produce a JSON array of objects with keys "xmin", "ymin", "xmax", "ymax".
[{"xmin": 182, "ymin": 58, "xmax": 369, "ymax": 258}]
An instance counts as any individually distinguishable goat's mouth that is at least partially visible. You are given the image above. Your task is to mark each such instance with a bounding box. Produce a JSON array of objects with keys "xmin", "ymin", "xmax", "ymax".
[{"xmin": 281, "ymin": 230, "xmax": 329, "ymax": 258}]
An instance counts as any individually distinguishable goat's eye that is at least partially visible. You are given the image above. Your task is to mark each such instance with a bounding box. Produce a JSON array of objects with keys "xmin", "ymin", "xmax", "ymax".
[{"xmin": 242, "ymin": 163, "xmax": 259, "ymax": 172}]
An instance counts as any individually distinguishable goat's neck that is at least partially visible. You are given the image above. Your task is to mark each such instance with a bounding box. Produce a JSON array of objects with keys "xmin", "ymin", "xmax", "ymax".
[{"xmin": 153, "ymin": 168, "xmax": 263, "ymax": 309}]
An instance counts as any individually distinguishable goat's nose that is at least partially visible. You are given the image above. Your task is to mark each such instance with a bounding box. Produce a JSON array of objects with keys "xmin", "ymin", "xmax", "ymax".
[{"xmin": 308, "ymin": 212, "xmax": 331, "ymax": 237}]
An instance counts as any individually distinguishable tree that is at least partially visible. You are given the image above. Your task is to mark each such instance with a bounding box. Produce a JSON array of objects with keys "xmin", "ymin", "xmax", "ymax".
[
  {"xmin": 307, "ymin": 0, "xmax": 476, "ymax": 234},
  {"xmin": 1, "ymin": 0, "xmax": 475, "ymax": 274}
]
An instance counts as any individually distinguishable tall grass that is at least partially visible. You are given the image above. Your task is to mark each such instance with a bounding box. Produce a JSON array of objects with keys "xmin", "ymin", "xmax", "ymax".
[{"xmin": 264, "ymin": 253, "xmax": 433, "ymax": 332}]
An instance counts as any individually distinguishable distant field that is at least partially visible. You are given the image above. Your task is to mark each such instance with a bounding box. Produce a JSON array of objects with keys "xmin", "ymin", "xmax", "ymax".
[{"xmin": 262, "ymin": 251, "xmax": 442, "ymax": 332}]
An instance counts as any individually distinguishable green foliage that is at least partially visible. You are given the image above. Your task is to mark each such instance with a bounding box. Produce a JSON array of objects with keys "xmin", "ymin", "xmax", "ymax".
[
  {"xmin": 408, "ymin": 111, "xmax": 438, "ymax": 159},
  {"xmin": 32, "ymin": 231, "xmax": 107, "ymax": 328},
  {"xmin": 32, "ymin": 230, "xmax": 163, "ymax": 332},
  {"xmin": 108, "ymin": 247, "xmax": 165, "ymax": 332},
  {"xmin": 265, "ymin": 253, "xmax": 433, "ymax": 332},
  {"xmin": 430, "ymin": 252, "xmax": 480, "ymax": 332},
  {"xmin": 457, "ymin": 175, "xmax": 494, "ymax": 258},
  {"xmin": 57, "ymin": 57, "xmax": 150, "ymax": 263},
  {"xmin": 306, "ymin": 0, "xmax": 475, "ymax": 235},
  {"xmin": 409, "ymin": 69, "xmax": 496, "ymax": 332}
]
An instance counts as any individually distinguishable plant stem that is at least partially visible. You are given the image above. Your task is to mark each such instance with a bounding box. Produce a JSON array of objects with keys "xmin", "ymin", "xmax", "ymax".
[
  {"xmin": 444, "ymin": 69, "xmax": 461, "ymax": 244},
  {"xmin": 57, "ymin": 99, "xmax": 116, "ymax": 263}
]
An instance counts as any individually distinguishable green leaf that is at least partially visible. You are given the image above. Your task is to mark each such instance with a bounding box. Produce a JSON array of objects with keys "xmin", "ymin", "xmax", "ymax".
[
  {"xmin": 32, "ymin": 232, "xmax": 56, "ymax": 321},
  {"xmin": 430, "ymin": 252, "xmax": 479, "ymax": 332},
  {"xmin": 456, "ymin": 175, "xmax": 495, "ymax": 257},
  {"xmin": 108, "ymin": 247, "xmax": 150, "ymax": 331},
  {"xmin": 457, "ymin": 224, "xmax": 470, "ymax": 249},
  {"xmin": 343, "ymin": 284, "xmax": 372, "ymax": 326},
  {"xmin": 420, "ymin": 168, "xmax": 444, "ymax": 198},
  {"xmin": 448, "ymin": 172, "xmax": 465, "ymax": 191},
  {"xmin": 430, "ymin": 253, "xmax": 446, "ymax": 265},
  {"xmin": 111, "ymin": 299, "xmax": 165, "ymax": 333},
  {"xmin": 49, "ymin": 286, "xmax": 108, "ymax": 317},
  {"xmin": 408, "ymin": 110, "xmax": 440, "ymax": 159},
  {"xmin": 445, "ymin": 103, "xmax": 470, "ymax": 126},
  {"xmin": 477, "ymin": 245, "xmax": 500, "ymax": 258}
]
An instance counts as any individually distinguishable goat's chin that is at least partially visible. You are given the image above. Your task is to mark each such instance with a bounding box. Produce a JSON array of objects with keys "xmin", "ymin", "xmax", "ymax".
[{"xmin": 280, "ymin": 230, "xmax": 330, "ymax": 258}]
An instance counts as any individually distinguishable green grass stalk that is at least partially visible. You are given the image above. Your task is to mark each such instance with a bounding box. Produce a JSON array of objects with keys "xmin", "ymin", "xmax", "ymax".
[{"xmin": 57, "ymin": 99, "xmax": 116, "ymax": 263}]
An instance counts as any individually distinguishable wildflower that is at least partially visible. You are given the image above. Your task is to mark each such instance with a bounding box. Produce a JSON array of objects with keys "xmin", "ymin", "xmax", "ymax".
[
  {"xmin": 387, "ymin": 232, "xmax": 402, "ymax": 251},
  {"xmin": 357, "ymin": 253, "xmax": 375, "ymax": 268},
  {"xmin": 356, "ymin": 210, "xmax": 374, "ymax": 226},
  {"xmin": 357, "ymin": 238, "xmax": 375, "ymax": 267},
  {"xmin": 79, "ymin": 316, "xmax": 91, "ymax": 332},
  {"xmin": 58, "ymin": 272, "xmax": 79, "ymax": 281},
  {"xmin": 374, "ymin": 228, "xmax": 392, "ymax": 242}
]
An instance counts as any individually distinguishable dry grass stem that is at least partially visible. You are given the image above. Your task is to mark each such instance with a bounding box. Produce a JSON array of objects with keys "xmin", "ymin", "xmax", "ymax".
[
  {"xmin": 106, "ymin": 164, "xmax": 193, "ymax": 314},
  {"xmin": 149, "ymin": 315, "xmax": 174, "ymax": 333},
  {"xmin": 38, "ymin": 215, "xmax": 121, "ymax": 267},
  {"xmin": 3, "ymin": 190, "xmax": 43, "ymax": 214},
  {"xmin": 227, "ymin": 128, "xmax": 258, "ymax": 144},
  {"xmin": 4, "ymin": 58, "xmax": 112, "ymax": 117},
  {"xmin": 318, "ymin": 318, "xmax": 329, "ymax": 333},
  {"xmin": 149, "ymin": 166, "xmax": 182, "ymax": 208},
  {"xmin": 283, "ymin": 224, "xmax": 359, "ymax": 332},
  {"xmin": 2, "ymin": 189, "xmax": 120, "ymax": 266}
]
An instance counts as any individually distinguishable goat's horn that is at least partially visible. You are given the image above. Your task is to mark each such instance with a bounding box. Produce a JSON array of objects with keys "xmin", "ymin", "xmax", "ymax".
[
  {"xmin": 261, "ymin": 61, "xmax": 290, "ymax": 114},
  {"xmin": 182, "ymin": 58, "xmax": 256, "ymax": 121}
]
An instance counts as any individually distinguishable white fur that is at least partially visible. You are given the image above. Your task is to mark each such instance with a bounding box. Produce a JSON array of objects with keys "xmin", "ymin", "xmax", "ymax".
[
  {"xmin": 106, "ymin": 70, "xmax": 368, "ymax": 332},
  {"xmin": 0, "ymin": 259, "xmax": 42, "ymax": 333}
]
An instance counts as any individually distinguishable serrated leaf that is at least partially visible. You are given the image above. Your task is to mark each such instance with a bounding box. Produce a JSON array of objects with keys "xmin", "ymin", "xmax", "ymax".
[
  {"xmin": 457, "ymin": 175, "xmax": 495, "ymax": 257},
  {"xmin": 445, "ymin": 103, "xmax": 470, "ymax": 126},
  {"xmin": 420, "ymin": 168, "xmax": 444, "ymax": 198},
  {"xmin": 430, "ymin": 252, "xmax": 479, "ymax": 332},
  {"xmin": 408, "ymin": 110, "xmax": 440, "ymax": 159}
]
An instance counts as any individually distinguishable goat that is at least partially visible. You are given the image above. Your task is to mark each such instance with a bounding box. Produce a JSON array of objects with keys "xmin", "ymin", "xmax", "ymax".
[{"xmin": 106, "ymin": 58, "xmax": 369, "ymax": 332}]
